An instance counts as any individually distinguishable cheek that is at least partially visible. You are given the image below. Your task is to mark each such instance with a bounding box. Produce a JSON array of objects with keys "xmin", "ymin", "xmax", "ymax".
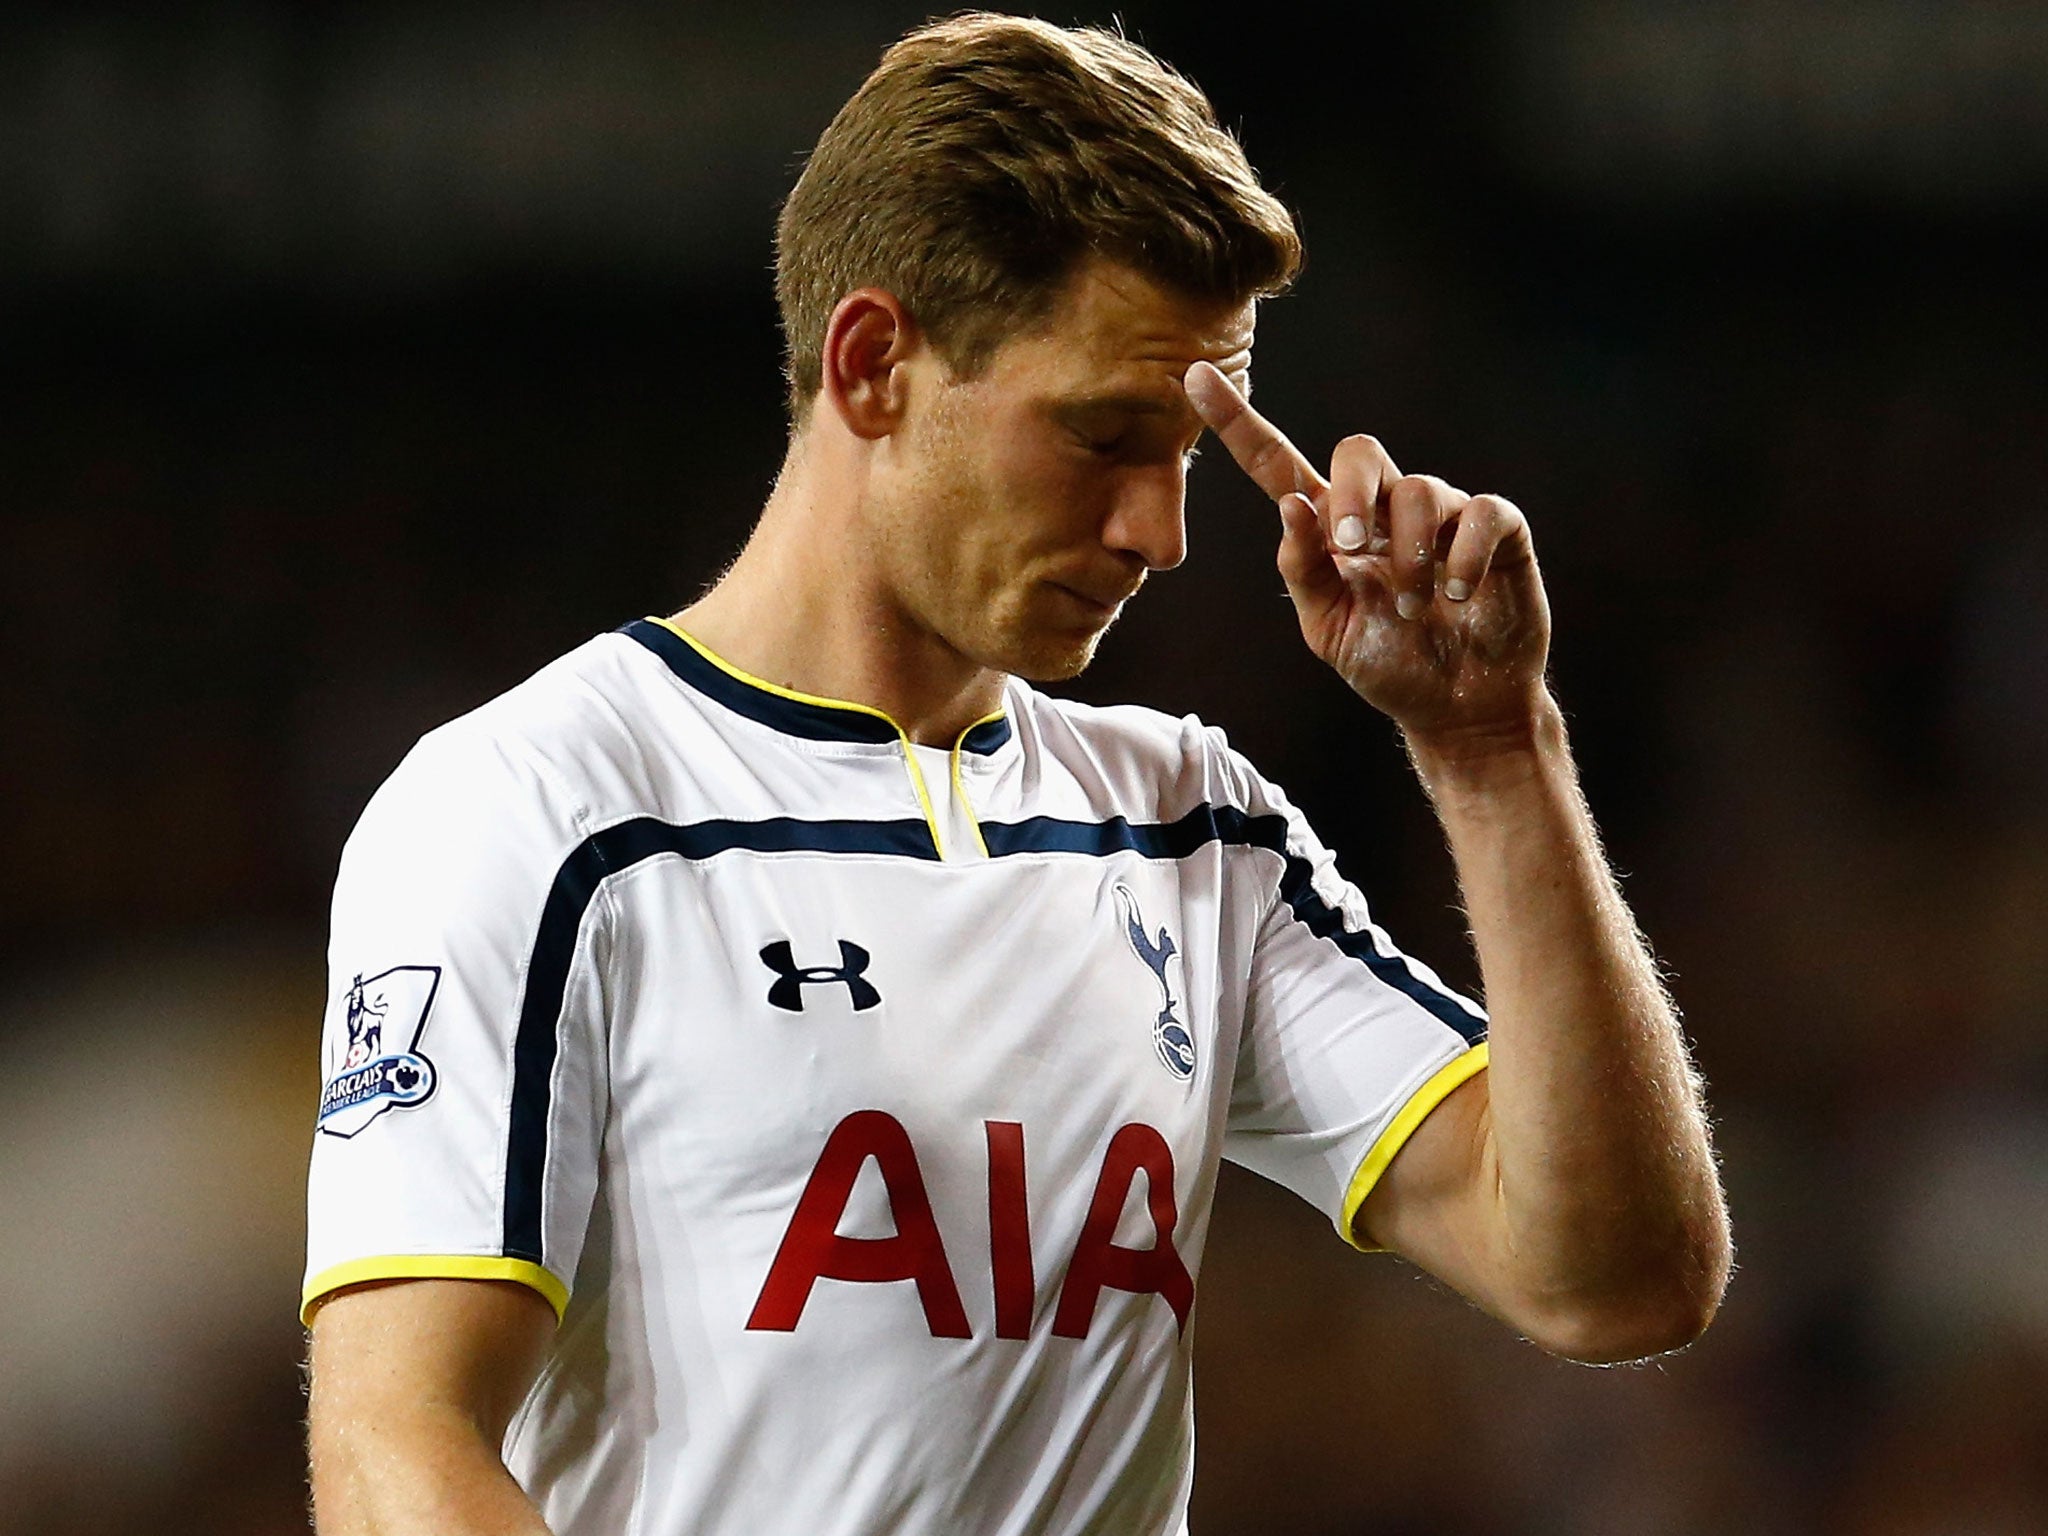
[{"xmin": 980, "ymin": 445, "xmax": 1107, "ymax": 540}]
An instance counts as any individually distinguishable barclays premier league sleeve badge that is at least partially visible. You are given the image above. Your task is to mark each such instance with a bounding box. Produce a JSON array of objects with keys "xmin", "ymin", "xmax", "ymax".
[{"xmin": 317, "ymin": 965, "xmax": 442, "ymax": 1137}]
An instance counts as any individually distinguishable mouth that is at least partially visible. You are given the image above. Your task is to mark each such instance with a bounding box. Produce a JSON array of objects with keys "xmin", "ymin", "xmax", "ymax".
[{"xmin": 1049, "ymin": 581, "xmax": 1139, "ymax": 621}]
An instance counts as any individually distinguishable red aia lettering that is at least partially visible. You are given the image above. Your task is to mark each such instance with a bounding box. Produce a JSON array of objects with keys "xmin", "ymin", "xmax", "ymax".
[
  {"xmin": 745, "ymin": 1109, "xmax": 970, "ymax": 1337},
  {"xmin": 747, "ymin": 1113, "xmax": 1191, "ymax": 1340},
  {"xmin": 986, "ymin": 1120, "xmax": 1034, "ymax": 1340},
  {"xmin": 1051, "ymin": 1123, "xmax": 1195, "ymax": 1338}
]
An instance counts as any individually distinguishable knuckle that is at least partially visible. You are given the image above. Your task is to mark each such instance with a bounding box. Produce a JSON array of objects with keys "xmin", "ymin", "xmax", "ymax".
[
  {"xmin": 1457, "ymin": 495, "xmax": 1502, "ymax": 531},
  {"xmin": 1419, "ymin": 473, "xmax": 1468, "ymax": 506},
  {"xmin": 1388, "ymin": 475, "xmax": 1438, "ymax": 516},
  {"xmin": 1332, "ymin": 432, "xmax": 1387, "ymax": 466}
]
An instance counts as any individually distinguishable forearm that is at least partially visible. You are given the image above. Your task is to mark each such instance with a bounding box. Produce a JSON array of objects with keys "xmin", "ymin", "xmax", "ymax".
[
  {"xmin": 1408, "ymin": 695, "xmax": 1730, "ymax": 1357},
  {"xmin": 310, "ymin": 1401, "xmax": 554, "ymax": 1536}
]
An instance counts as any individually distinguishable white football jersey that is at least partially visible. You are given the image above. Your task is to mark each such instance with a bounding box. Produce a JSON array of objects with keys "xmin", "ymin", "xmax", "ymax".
[{"xmin": 303, "ymin": 617, "xmax": 1488, "ymax": 1536}]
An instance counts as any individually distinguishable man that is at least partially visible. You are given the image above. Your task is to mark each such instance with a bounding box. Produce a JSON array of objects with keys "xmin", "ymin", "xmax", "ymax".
[{"xmin": 303, "ymin": 14, "xmax": 1730, "ymax": 1536}]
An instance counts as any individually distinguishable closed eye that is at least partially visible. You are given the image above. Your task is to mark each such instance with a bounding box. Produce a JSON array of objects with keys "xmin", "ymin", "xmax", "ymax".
[
  {"xmin": 1074, "ymin": 436, "xmax": 1202, "ymax": 469},
  {"xmin": 1051, "ymin": 398, "xmax": 1202, "ymax": 466}
]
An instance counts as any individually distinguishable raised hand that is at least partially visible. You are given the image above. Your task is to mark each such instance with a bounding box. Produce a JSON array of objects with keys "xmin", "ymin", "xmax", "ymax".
[{"xmin": 1184, "ymin": 361, "xmax": 1552, "ymax": 753}]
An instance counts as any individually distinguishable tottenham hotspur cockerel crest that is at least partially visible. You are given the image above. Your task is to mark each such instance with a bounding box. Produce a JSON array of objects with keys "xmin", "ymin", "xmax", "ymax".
[{"xmin": 1114, "ymin": 883, "xmax": 1196, "ymax": 1080}]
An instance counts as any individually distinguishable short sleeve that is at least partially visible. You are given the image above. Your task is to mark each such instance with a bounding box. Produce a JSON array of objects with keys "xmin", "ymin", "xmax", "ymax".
[
  {"xmin": 301, "ymin": 723, "xmax": 606, "ymax": 1325},
  {"xmin": 1221, "ymin": 764, "xmax": 1489, "ymax": 1250}
]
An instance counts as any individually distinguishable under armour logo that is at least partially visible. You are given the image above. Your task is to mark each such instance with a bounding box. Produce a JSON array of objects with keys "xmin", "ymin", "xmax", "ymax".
[{"xmin": 759, "ymin": 939, "xmax": 882, "ymax": 1012}]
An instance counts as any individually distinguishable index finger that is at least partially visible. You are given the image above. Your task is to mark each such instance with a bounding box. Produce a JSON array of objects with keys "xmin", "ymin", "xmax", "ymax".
[{"xmin": 1183, "ymin": 361, "xmax": 1329, "ymax": 505}]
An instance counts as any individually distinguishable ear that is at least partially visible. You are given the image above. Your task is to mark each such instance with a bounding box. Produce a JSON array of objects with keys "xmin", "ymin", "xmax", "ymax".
[{"xmin": 819, "ymin": 288, "xmax": 924, "ymax": 440}]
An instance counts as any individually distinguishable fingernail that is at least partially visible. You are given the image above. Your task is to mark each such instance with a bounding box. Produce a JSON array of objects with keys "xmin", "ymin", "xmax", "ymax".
[
  {"xmin": 1334, "ymin": 514, "xmax": 1367, "ymax": 550},
  {"xmin": 1443, "ymin": 577, "xmax": 1472, "ymax": 602},
  {"xmin": 1396, "ymin": 590, "xmax": 1425, "ymax": 621}
]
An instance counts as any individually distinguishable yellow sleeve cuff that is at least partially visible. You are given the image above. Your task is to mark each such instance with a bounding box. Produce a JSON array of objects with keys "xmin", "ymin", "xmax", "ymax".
[
  {"xmin": 1336, "ymin": 1042, "xmax": 1490, "ymax": 1252},
  {"xmin": 301, "ymin": 1254, "xmax": 570, "ymax": 1327}
]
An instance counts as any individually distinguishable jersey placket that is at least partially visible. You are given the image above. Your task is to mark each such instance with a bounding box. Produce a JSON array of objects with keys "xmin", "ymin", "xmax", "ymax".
[{"xmin": 641, "ymin": 617, "xmax": 1006, "ymax": 861}]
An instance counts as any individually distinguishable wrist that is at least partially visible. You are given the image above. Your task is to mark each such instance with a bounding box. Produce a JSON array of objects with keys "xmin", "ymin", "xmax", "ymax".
[{"xmin": 1402, "ymin": 693, "xmax": 1570, "ymax": 796}]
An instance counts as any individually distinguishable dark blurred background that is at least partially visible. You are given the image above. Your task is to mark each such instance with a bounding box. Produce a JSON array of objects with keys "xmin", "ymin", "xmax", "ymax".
[{"xmin": 3, "ymin": 2, "xmax": 2045, "ymax": 1532}]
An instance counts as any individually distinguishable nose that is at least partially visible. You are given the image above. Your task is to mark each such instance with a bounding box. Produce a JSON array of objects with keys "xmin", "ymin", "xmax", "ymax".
[{"xmin": 1101, "ymin": 461, "xmax": 1188, "ymax": 572}]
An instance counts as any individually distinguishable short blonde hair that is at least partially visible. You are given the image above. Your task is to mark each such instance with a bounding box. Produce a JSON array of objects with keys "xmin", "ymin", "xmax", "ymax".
[{"xmin": 775, "ymin": 13, "xmax": 1301, "ymax": 418}]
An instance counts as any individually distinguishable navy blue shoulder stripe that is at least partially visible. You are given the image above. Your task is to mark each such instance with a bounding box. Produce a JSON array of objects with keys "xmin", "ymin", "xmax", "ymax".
[
  {"xmin": 501, "ymin": 814, "xmax": 937, "ymax": 1264},
  {"xmin": 1275, "ymin": 853, "xmax": 1488, "ymax": 1044},
  {"xmin": 983, "ymin": 804, "xmax": 1483, "ymax": 1042},
  {"xmin": 982, "ymin": 803, "xmax": 1288, "ymax": 858}
]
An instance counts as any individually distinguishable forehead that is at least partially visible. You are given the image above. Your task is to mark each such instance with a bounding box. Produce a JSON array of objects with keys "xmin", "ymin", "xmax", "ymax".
[{"xmin": 997, "ymin": 260, "xmax": 1257, "ymax": 396}]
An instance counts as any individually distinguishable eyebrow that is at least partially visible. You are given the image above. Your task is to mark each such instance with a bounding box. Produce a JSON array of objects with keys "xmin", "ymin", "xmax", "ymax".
[
  {"xmin": 1053, "ymin": 393, "xmax": 1213, "ymax": 447},
  {"xmin": 1056, "ymin": 392, "xmax": 1185, "ymax": 416}
]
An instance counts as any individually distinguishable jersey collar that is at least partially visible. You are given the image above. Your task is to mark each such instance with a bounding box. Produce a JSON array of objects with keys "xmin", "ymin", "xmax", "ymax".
[{"xmin": 621, "ymin": 618, "xmax": 1013, "ymax": 755}]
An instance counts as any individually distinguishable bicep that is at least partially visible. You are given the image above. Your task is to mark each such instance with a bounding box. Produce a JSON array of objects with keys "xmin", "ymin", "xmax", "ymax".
[
  {"xmin": 308, "ymin": 1279, "xmax": 557, "ymax": 1531},
  {"xmin": 1351, "ymin": 1071, "xmax": 1521, "ymax": 1320},
  {"xmin": 311, "ymin": 1277, "xmax": 556, "ymax": 1434}
]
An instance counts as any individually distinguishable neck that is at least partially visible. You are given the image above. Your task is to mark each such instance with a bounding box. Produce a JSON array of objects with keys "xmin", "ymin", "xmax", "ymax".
[{"xmin": 675, "ymin": 431, "xmax": 1007, "ymax": 746}]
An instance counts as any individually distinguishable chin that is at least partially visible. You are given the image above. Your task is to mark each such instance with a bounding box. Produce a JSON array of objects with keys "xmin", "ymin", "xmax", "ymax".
[
  {"xmin": 990, "ymin": 624, "xmax": 1109, "ymax": 683},
  {"xmin": 1012, "ymin": 645, "xmax": 1096, "ymax": 683},
  {"xmin": 954, "ymin": 588, "xmax": 1124, "ymax": 682}
]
